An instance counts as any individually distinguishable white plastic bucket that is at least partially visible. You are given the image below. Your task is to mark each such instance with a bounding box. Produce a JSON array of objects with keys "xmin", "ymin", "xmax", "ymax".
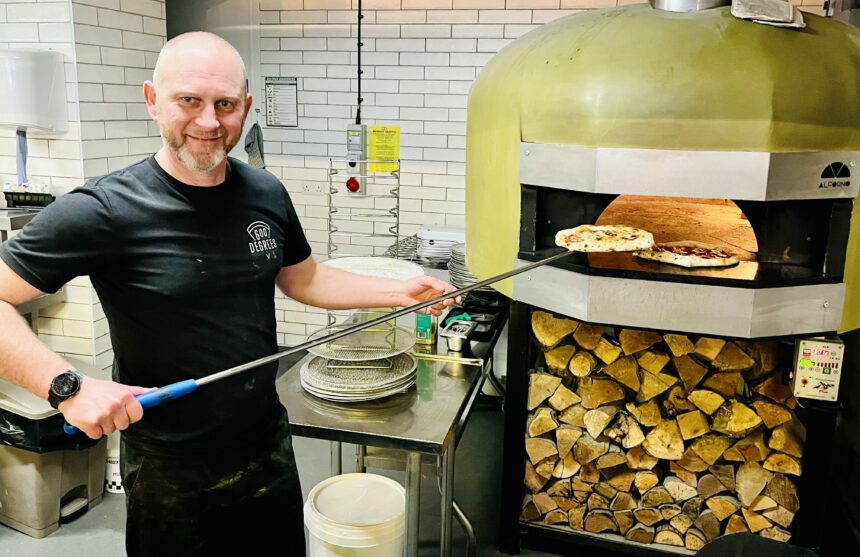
[{"xmin": 304, "ymin": 473, "xmax": 405, "ymax": 557}]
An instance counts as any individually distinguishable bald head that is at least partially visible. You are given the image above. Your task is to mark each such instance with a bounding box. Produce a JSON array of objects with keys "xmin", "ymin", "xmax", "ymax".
[{"xmin": 153, "ymin": 32, "xmax": 247, "ymax": 94}]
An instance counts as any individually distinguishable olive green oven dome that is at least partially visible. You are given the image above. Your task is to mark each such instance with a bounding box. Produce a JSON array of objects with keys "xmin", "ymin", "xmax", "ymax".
[{"xmin": 464, "ymin": 5, "xmax": 860, "ymax": 331}]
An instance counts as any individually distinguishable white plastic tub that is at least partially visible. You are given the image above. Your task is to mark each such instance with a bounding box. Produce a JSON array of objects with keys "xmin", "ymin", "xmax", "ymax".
[{"xmin": 304, "ymin": 473, "xmax": 405, "ymax": 557}]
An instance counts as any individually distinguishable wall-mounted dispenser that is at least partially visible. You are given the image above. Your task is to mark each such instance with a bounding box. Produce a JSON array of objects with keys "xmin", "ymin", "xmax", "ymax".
[{"xmin": 0, "ymin": 49, "xmax": 68, "ymax": 134}]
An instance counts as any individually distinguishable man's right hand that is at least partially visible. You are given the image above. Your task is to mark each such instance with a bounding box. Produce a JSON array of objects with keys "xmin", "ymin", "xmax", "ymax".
[{"xmin": 59, "ymin": 378, "xmax": 151, "ymax": 439}]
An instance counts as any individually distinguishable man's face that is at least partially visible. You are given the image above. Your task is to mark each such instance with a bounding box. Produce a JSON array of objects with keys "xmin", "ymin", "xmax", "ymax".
[{"xmin": 146, "ymin": 45, "xmax": 250, "ymax": 174}]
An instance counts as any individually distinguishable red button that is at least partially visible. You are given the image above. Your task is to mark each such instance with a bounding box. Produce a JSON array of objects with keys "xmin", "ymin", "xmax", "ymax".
[{"xmin": 346, "ymin": 177, "xmax": 360, "ymax": 192}]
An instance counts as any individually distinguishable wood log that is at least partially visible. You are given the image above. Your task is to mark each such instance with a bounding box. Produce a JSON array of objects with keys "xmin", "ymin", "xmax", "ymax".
[
  {"xmin": 712, "ymin": 400, "xmax": 763, "ymax": 438},
  {"xmin": 697, "ymin": 474, "xmax": 728, "ymax": 500},
  {"xmin": 664, "ymin": 476, "xmax": 698, "ymax": 502},
  {"xmin": 741, "ymin": 507, "xmax": 773, "ymax": 533},
  {"xmin": 690, "ymin": 434, "xmax": 733, "ymax": 465},
  {"xmin": 569, "ymin": 503, "xmax": 586, "ymax": 530},
  {"xmin": 620, "ymin": 329, "xmax": 662, "ymax": 355},
  {"xmin": 605, "ymin": 356, "xmax": 641, "ymax": 391},
  {"xmin": 604, "ymin": 412, "xmax": 646, "ymax": 449},
  {"xmin": 709, "ymin": 464, "xmax": 736, "ymax": 492},
  {"xmin": 693, "ymin": 337, "xmax": 726, "ymax": 361},
  {"xmin": 724, "ymin": 430, "xmax": 770, "ymax": 462},
  {"xmin": 627, "ymin": 446, "xmax": 659, "ymax": 470},
  {"xmin": 532, "ymin": 310, "xmax": 578, "ymax": 350},
  {"xmin": 674, "ymin": 355, "xmax": 708, "ymax": 394},
  {"xmin": 573, "ymin": 434, "xmax": 609, "ymax": 464},
  {"xmin": 572, "ymin": 476, "xmax": 593, "ymax": 496},
  {"xmin": 664, "ymin": 334, "xmax": 695, "ymax": 357},
  {"xmin": 584, "ymin": 405, "xmax": 621, "ymax": 438},
  {"xmin": 684, "ymin": 527, "xmax": 708, "ymax": 550},
  {"xmin": 760, "ymin": 526, "xmax": 792, "ymax": 542},
  {"xmin": 670, "ymin": 513, "xmax": 694, "ymax": 535},
  {"xmin": 764, "ymin": 473, "xmax": 800, "ymax": 513},
  {"xmin": 577, "ymin": 377, "xmax": 626, "ymax": 409},
  {"xmin": 556, "ymin": 425, "xmax": 584, "ymax": 460},
  {"xmin": 535, "ymin": 456, "xmax": 558, "ymax": 479},
  {"xmin": 769, "ymin": 418, "xmax": 805, "ymax": 458},
  {"xmin": 752, "ymin": 399, "xmax": 792, "ymax": 429},
  {"xmin": 678, "ymin": 446, "xmax": 712, "ymax": 472},
  {"xmin": 626, "ymin": 523, "xmax": 656, "ymax": 544},
  {"xmin": 594, "ymin": 338, "xmax": 623, "ymax": 365},
  {"xmin": 532, "ymin": 492, "xmax": 559, "ymax": 515},
  {"xmin": 669, "ymin": 462, "xmax": 698, "ymax": 487},
  {"xmin": 753, "ymin": 374, "xmax": 793, "ymax": 404},
  {"xmin": 552, "ymin": 452, "xmax": 582, "ymax": 479},
  {"xmin": 580, "ymin": 462, "xmax": 601, "ymax": 483},
  {"xmin": 655, "ymin": 525, "xmax": 684, "ymax": 547},
  {"xmin": 568, "ymin": 351, "xmax": 597, "ymax": 378},
  {"xmin": 763, "ymin": 506, "xmax": 795, "ymax": 528},
  {"xmin": 633, "ymin": 507, "xmax": 663, "ymax": 526},
  {"xmin": 638, "ymin": 350, "xmax": 671, "ymax": 374},
  {"xmin": 747, "ymin": 341, "xmax": 781, "ymax": 381},
  {"xmin": 603, "ymin": 465, "xmax": 636, "ymax": 492},
  {"xmin": 596, "ymin": 446, "xmax": 628, "ymax": 470},
  {"xmin": 611, "ymin": 491, "xmax": 637, "ymax": 511},
  {"xmin": 547, "ymin": 479, "xmax": 571, "ymax": 497},
  {"xmin": 703, "ymin": 372, "xmax": 743, "ymax": 398},
  {"xmin": 614, "ymin": 509, "xmax": 635, "ymax": 535},
  {"xmin": 763, "ymin": 453, "xmax": 802, "ymax": 476},
  {"xmin": 750, "ymin": 495, "xmax": 778, "ymax": 512},
  {"xmin": 706, "ymin": 495, "xmax": 740, "ymax": 521},
  {"xmin": 676, "ymin": 410, "xmax": 710, "ymax": 441},
  {"xmin": 682, "ymin": 497, "xmax": 703, "ymax": 519},
  {"xmin": 545, "ymin": 344, "xmax": 575, "ymax": 375},
  {"xmin": 528, "ymin": 373, "xmax": 562, "ymax": 411},
  {"xmin": 526, "ymin": 437, "xmax": 558, "ymax": 465},
  {"xmin": 584, "ymin": 509, "xmax": 618, "ymax": 533},
  {"xmin": 663, "ymin": 385, "xmax": 697, "ymax": 417},
  {"xmin": 548, "ymin": 383, "xmax": 582, "ymax": 412},
  {"xmin": 524, "ymin": 460, "xmax": 549, "ymax": 493},
  {"xmin": 587, "ymin": 492, "xmax": 611, "ymax": 510},
  {"xmin": 521, "ymin": 497, "xmax": 542, "ymax": 521},
  {"xmin": 636, "ymin": 370, "xmax": 676, "ymax": 402},
  {"xmin": 643, "ymin": 419, "xmax": 685, "ymax": 460},
  {"xmin": 572, "ymin": 322, "xmax": 605, "ymax": 350},
  {"xmin": 642, "ymin": 486, "xmax": 675, "ymax": 507},
  {"xmin": 626, "ymin": 400, "xmax": 662, "ymax": 427},
  {"xmin": 559, "ymin": 404, "xmax": 588, "ymax": 427},
  {"xmin": 635, "ymin": 470, "xmax": 660, "ymax": 495},
  {"xmin": 725, "ymin": 514, "xmax": 750, "ymax": 534},
  {"xmin": 736, "ymin": 462, "xmax": 773, "ymax": 507},
  {"xmin": 555, "ymin": 497, "xmax": 578, "ymax": 512},
  {"xmin": 659, "ymin": 503, "xmax": 683, "ymax": 520},
  {"xmin": 712, "ymin": 342, "xmax": 756, "ymax": 371},
  {"xmin": 527, "ymin": 407, "xmax": 559, "ymax": 437},
  {"xmin": 688, "ymin": 389, "xmax": 726, "ymax": 415},
  {"xmin": 694, "ymin": 509, "xmax": 721, "ymax": 541},
  {"xmin": 544, "ymin": 509, "xmax": 568, "ymax": 525},
  {"xmin": 594, "ymin": 482, "xmax": 618, "ymax": 501}
]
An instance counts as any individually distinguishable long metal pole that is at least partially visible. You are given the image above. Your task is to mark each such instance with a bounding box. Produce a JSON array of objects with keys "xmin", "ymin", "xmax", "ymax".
[{"xmin": 196, "ymin": 249, "xmax": 574, "ymax": 387}]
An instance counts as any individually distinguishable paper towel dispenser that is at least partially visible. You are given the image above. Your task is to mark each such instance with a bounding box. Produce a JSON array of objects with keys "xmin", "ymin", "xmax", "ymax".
[{"xmin": 0, "ymin": 49, "xmax": 68, "ymax": 133}]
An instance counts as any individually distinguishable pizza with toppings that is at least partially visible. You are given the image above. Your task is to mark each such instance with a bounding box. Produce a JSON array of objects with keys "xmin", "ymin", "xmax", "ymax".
[
  {"xmin": 633, "ymin": 241, "xmax": 739, "ymax": 268},
  {"xmin": 555, "ymin": 224, "xmax": 655, "ymax": 253}
]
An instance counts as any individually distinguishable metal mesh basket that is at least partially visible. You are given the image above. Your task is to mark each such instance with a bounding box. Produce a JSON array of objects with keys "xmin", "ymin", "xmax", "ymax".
[{"xmin": 305, "ymin": 324, "xmax": 415, "ymax": 361}]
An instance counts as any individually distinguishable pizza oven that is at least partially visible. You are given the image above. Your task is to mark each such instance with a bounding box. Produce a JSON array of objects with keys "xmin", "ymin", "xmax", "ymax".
[{"xmin": 464, "ymin": 1, "xmax": 860, "ymax": 556}]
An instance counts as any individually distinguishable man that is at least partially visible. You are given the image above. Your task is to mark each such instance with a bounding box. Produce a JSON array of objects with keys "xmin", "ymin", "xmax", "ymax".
[{"xmin": 0, "ymin": 32, "xmax": 457, "ymax": 555}]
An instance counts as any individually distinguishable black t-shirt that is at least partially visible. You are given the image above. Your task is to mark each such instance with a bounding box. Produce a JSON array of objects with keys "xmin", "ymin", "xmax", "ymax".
[{"xmin": 0, "ymin": 156, "xmax": 311, "ymax": 450}]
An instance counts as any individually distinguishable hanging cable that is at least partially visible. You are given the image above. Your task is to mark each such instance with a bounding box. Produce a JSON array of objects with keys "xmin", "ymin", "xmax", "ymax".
[{"xmin": 356, "ymin": 0, "xmax": 363, "ymax": 125}]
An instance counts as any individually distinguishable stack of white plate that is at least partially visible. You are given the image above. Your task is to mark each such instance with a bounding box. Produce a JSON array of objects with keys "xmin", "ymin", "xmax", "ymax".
[
  {"xmin": 416, "ymin": 226, "xmax": 465, "ymax": 265},
  {"xmin": 448, "ymin": 243, "xmax": 494, "ymax": 293}
]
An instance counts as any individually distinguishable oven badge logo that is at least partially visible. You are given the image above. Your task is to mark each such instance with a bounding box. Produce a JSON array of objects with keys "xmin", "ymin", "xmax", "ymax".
[
  {"xmin": 819, "ymin": 162, "xmax": 851, "ymax": 189},
  {"xmin": 247, "ymin": 221, "xmax": 278, "ymax": 259}
]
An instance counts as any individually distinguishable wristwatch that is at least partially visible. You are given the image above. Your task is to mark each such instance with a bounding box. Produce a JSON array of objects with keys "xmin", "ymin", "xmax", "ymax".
[{"xmin": 48, "ymin": 370, "xmax": 83, "ymax": 409}]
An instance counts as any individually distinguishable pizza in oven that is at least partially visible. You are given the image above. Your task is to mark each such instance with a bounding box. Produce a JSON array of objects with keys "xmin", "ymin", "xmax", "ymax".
[
  {"xmin": 633, "ymin": 241, "xmax": 739, "ymax": 268},
  {"xmin": 555, "ymin": 225, "xmax": 655, "ymax": 253}
]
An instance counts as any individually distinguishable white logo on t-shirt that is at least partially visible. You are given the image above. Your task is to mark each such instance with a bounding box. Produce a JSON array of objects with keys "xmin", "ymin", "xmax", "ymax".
[{"xmin": 247, "ymin": 221, "xmax": 278, "ymax": 258}]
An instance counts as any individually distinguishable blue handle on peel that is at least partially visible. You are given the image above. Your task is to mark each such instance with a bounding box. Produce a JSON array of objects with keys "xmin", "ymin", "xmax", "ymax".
[{"xmin": 63, "ymin": 379, "xmax": 199, "ymax": 436}]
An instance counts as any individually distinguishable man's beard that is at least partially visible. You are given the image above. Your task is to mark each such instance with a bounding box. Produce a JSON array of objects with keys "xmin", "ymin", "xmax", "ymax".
[{"xmin": 160, "ymin": 123, "xmax": 237, "ymax": 173}]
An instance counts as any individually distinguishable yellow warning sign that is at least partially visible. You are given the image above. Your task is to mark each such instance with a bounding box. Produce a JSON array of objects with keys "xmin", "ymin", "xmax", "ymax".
[{"xmin": 368, "ymin": 126, "xmax": 400, "ymax": 173}]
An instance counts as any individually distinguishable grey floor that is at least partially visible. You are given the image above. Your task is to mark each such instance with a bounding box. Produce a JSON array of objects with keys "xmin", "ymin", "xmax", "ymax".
[{"xmin": 0, "ymin": 403, "xmax": 560, "ymax": 557}]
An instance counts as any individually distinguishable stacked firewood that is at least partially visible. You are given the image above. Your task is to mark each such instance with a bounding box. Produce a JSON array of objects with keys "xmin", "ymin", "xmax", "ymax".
[{"xmin": 521, "ymin": 310, "xmax": 804, "ymax": 550}]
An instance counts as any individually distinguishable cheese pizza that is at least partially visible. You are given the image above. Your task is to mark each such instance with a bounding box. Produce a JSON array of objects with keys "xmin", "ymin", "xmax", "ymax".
[
  {"xmin": 633, "ymin": 241, "xmax": 739, "ymax": 268},
  {"xmin": 555, "ymin": 224, "xmax": 655, "ymax": 253}
]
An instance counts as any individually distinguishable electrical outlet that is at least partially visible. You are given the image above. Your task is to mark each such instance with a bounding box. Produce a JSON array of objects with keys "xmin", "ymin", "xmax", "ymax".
[{"xmin": 302, "ymin": 183, "xmax": 325, "ymax": 194}]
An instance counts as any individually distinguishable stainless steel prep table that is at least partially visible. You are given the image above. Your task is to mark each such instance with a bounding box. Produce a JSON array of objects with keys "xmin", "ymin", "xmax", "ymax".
[
  {"xmin": 0, "ymin": 208, "xmax": 38, "ymax": 242},
  {"xmin": 275, "ymin": 315, "xmax": 506, "ymax": 557}
]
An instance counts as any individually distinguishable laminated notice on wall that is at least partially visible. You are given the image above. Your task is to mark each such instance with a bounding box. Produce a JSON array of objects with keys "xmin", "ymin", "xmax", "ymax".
[
  {"xmin": 368, "ymin": 126, "xmax": 400, "ymax": 173},
  {"xmin": 264, "ymin": 77, "xmax": 298, "ymax": 127}
]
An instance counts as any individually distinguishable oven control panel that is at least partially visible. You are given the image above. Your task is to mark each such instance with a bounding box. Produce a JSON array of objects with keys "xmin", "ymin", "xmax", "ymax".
[{"xmin": 791, "ymin": 338, "xmax": 844, "ymax": 401}]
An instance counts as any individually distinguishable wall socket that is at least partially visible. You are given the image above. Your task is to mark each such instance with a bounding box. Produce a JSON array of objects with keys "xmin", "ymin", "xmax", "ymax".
[{"xmin": 302, "ymin": 183, "xmax": 325, "ymax": 194}]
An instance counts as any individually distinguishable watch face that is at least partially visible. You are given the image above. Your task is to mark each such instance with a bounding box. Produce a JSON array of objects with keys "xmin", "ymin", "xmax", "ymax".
[{"xmin": 52, "ymin": 372, "xmax": 81, "ymax": 397}]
